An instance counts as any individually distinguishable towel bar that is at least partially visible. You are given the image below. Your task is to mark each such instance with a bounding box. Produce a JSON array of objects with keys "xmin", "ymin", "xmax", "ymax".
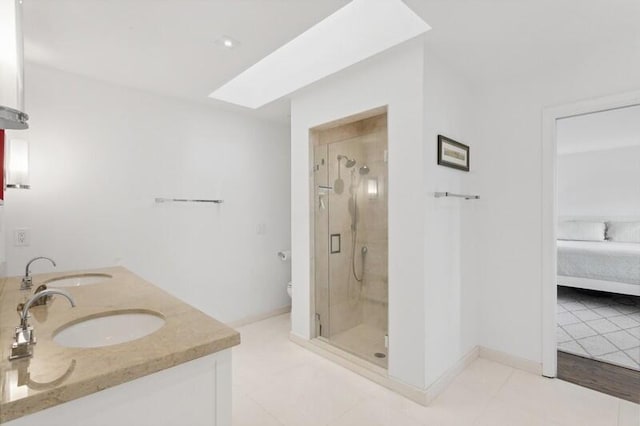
[
  {"xmin": 155, "ymin": 198, "xmax": 224, "ymax": 204},
  {"xmin": 434, "ymin": 192, "xmax": 480, "ymax": 200}
]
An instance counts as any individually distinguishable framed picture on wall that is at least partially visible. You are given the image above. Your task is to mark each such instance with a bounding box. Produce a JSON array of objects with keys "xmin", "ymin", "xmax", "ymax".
[{"xmin": 437, "ymin": 135, "xmax": 469, "ymax": 172}]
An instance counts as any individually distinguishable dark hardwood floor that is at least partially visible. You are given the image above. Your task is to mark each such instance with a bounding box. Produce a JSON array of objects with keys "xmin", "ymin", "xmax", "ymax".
[{"xmin": 558, "ymin": 350, "xmax": 640, "ymax": 403}]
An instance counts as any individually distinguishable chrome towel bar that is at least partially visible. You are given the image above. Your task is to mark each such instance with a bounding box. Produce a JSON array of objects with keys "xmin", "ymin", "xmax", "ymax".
[
  {"xmin": 155, "ymin": 198, "xmax": 224, "ymax": 204},
  {"xmin": 434, "ymin": 192, "xmax": 480, "ymax": 200}
]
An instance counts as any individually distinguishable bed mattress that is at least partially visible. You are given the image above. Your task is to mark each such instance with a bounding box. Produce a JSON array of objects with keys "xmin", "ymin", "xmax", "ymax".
[{"xmin": 557, "ymin": 240, "xmax": 640, "ymax": 285}]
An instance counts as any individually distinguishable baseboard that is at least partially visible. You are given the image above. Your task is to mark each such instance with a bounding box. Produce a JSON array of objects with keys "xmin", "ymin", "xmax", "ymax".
[
  {"xmin": 289, "ymin": 337, "xmax": 544, "ymax": 406},
  {"xmin": 424, "ymin": 346, "xmax": 480, "ymax": 403},
  {"xmin": 478, "ymin": 346, "xmax": 542, "ymax": 375},
  {"xmin": 228, "ymin": 305, "xmax": 291, "ymax": 328}
]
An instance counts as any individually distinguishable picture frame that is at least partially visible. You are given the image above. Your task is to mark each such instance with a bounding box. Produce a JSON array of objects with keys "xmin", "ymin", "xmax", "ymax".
[{"xmin": 437, "ymin": 135, "xmax": 469, "ymax": 172}]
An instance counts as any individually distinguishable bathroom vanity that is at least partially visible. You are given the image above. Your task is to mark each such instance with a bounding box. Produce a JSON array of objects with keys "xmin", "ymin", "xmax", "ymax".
[{"xmin": 0, "ymin": 267, "xmax": 240, "ymax": 425}]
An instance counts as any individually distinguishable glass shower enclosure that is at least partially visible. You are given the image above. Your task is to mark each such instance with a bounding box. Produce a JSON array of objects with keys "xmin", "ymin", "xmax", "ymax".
[{"xmin": 311, "ymin": 110, "xmax": 388, "ymax": 368}]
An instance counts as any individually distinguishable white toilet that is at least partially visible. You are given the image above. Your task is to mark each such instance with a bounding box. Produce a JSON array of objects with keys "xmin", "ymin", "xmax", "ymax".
[{"xmin": 287, "ymin": 281, "xmax": 292, "ymax": 298}]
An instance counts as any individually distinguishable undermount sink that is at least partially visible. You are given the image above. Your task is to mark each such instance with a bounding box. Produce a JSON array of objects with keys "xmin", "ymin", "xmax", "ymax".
[
  {"xmin": 45, "ymin": 273, "xmax": 112, "ymax": 288},
  {"xmin": 53, "ymin": 311, "xmax": 165, "ymax": 348}
]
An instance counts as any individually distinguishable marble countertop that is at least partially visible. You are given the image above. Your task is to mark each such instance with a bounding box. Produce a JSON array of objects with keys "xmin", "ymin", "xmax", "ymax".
[{"xmin": 0, "ymin": 266, "xmax": 240, "ymax": 423}]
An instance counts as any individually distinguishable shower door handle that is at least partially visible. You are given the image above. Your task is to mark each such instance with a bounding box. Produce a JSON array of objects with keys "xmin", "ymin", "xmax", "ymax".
[{"xmin": 330, "ymin": 234, "xmax": 341, "ymax": 254}]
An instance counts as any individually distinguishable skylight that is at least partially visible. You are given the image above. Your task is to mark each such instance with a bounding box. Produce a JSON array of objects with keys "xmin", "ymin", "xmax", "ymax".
[{"xmin": 209, "ymin": 0, "xmax": 430, "ymax": 109}]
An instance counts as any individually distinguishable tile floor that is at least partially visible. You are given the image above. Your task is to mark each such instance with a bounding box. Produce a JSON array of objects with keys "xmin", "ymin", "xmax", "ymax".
[
  {"xmin": 557, "ymin": 286, "xmax": 640, "ymax": 370},
  {"xmin": 330, "ymin": 323, "xmax": 387, "ymax": 368},
  {"xmin": 232, "ymin": 314, "xmax": 639, "ymax": 426}
]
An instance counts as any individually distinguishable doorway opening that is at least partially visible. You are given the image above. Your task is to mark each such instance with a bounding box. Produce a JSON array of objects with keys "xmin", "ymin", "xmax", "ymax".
[{"xmin": 542, "ymin": 95, "xmax": 640, "ymax": 403}]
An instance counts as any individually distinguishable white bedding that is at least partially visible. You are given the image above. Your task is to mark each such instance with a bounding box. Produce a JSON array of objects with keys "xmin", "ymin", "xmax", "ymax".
[{"xmin": 557, "ymin": 240, "xmax": 640, "ymax": 285}]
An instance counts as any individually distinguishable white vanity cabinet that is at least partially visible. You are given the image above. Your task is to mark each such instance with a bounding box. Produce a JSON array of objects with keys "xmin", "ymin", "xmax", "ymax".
[{"xmin": 4, "ymin": 350, "xmax": 232, "ymax": 426}]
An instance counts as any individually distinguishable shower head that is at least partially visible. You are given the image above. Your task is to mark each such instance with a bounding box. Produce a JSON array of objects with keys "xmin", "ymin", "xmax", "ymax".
[
  {"xmin": 359, "ymin": 165, "xmax": 370, "ymax": 175},
  {"xmin": 338, "ymin": 155, "xmax": 356, "ymax": 168}
]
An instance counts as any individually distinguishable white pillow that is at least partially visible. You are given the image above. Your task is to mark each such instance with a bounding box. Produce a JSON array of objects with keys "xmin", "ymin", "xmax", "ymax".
[
  {"xmin": 558, "ymin": 221, "xmax": 605, "ymax": 241},
  {"xmin": 606, "ymin": 221, "xmax": 640, "ymax": 243}
]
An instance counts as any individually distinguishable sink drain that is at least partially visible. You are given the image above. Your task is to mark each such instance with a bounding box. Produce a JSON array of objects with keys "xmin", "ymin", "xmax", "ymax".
[{"xmin": 374, "ymin": 352, "xmax": 386, "ymax": 358}]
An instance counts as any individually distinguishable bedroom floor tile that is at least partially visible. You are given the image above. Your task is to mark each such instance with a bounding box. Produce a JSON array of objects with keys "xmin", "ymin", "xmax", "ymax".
[
  {"xmin": 563, "ymin": 322, "xmax": 598, "ymax": 340},
  {"xmin": 557, "ymin": 304, "xmax": 567, "ymax": 313},
  {"xmin": 597, "ymin": 351, "xmax": 639, "ymax": 370},
  {"xmin": 557, "ymin": 327, "xmax": 572, "ymax": 343},
  {"xmin": 624, "ymin": 347, "xmax": 640, "ymax": 363},
  {"xmin": 576, "ymin": 335, "xmax": 619, "ymax": 356},
  {"xmin": 557, "ymin": 287, "xmax": 640, "ymax": 372},
  {"xmin": 625, "ymin": 326, "xmax": 640, "ymax": 339},
  {"xmin": 607, "ymin": 315, "xmax": 640, "ymax": 330},
  {"xmin": 585, "ymin": 318, "xmax": 620, "ymax": 334},
  {"xmin": 572, "ymin": 309, "xmax": 602, "ymax": 321},
  {"xmin": 558, "ymin": 341, "xmax": 589, "ymax": 357},
  {"xmin": 557, "ymin": 311, "xmax": 582, "ymax": 326},
  {"xmin": 603, "ymin": 330, "xmax": 640, "ymax": 351},
  {"xmin": 592, "ymin": 306, "xmax": 627, "ymax": 318}
]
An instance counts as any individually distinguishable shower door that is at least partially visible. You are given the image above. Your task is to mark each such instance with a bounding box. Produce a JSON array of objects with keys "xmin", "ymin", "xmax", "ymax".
[{"xmin": 313, "ymin": 113, "xmax": 388, "ymax": 368}]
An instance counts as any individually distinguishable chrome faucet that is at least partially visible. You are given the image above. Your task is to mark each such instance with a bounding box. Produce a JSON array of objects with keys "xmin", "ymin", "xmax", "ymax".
[
  {"xmin": 9, "ymin": 289, "xmax": 76, "ymax": 361},
  {"xmin": 21, "ymin": 256, "xmax": 56, "ymax": 290}
]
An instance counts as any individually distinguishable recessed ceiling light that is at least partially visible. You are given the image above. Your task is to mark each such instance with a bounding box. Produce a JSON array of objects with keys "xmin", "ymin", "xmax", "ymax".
[
  {"xmin": 209, "ymin": 0, "xmax": 430, "ymax": 109},
  {"xmin": 215, "ymin": 36, "xmax": 239, "ymax": 49}
]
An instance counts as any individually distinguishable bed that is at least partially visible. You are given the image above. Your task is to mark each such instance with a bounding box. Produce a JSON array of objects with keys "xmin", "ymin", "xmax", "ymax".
[{"xmin": 557, "ymin": 239, "xmax": 640, "ymax": 296}]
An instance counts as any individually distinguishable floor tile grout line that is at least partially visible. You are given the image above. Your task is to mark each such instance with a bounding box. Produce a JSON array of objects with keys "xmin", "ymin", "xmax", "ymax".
[
  {"xmin": 558, "ymin": 324, "xmax": 577, "ymax": 343},
  {"xmin": 241, "ymin": 390, "xmax": 288, "ymax": 426},
  {"xmin": 468, "ymin": 366, "xmax": 517, "ymax": 425},
  {"xmin": 601, "ymin": 329, "xmax": 640, "ymax": 353},
  {"xmin": 562, "ymin": 321, "xmax": 600, "ymax": 340},
  {"xmin": 622, "ymin": 346, "xmax": 640, "ymax": 367},
  {"xmin": 573, "ymin": 337, "xmax": 596, "ymax": 358},
  {"xmin": 598, "ymin": 351, "xmax": 638, "ymax": 368},
  {"xmin": 596, "ymin": 347, "xmax": 637, "ymax": 357}
]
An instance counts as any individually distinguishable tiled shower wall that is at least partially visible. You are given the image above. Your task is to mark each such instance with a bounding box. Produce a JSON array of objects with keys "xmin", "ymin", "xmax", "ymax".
[
  {"xmin": 312, "ymin": 113, "xmax": 388, "ymax": 339},
  {"xmin": 359, "ymin": 119, "xmax": 388, "ymax": 332}
]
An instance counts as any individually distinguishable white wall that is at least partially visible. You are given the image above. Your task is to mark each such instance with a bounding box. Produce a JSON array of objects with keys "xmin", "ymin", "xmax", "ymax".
[
  {"xmin": 473, "ymin": 56, "xmax": 640, "ymax": 363},
  {"xmin": 422, "ymin": 44, "xmax": 481, "ymax": 386},
  {"xmin": 3, "ymin": 64, "xmax": 291, "ymax": 323},
  {"xmin": 290, "ymin": 40, "xmax": 427, "ymax": 389},
  {"xmin": 557, "ymin": 146, "xmax": 640, "ymax": 217},
  {"xmin": 556, "ymin": 104, "xmax": 640, "ymax": 155}
]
